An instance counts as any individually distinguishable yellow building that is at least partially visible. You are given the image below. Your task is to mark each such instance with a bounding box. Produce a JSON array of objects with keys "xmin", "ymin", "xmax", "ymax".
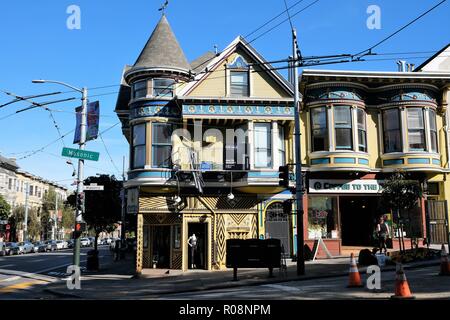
[
  {"xmin": 299, "ymin": 68, "xmax": 450, "ymax": 256},
  {"xmin": 115, "ymin": 16, "xmax": 296, "ymax": 273}
]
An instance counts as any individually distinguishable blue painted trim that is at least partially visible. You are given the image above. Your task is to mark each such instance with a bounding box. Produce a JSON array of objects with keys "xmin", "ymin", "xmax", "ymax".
[
  {"xmin": 358, "ymin": 158, "xmax": 369, "ymax": 165},
  {"xmin": 432, "ymin": 159, "xmax": 441, "ymax": 165},
  {"xmin": 407, "ymin": 158, "xmax": 430, "ymax": 164},
  {"xmin": 248, "ymin": 171, "xmax": 278, "ymax": 178},
  {"xmin": 311, "ymin": 158, "xmax": 331, "ymax": 165},
  {"xmin": 182, "ymin": 104, "xmax": 294, "ymax": 117},
  {"xmin": 383, "ymin": 159, "xmax": 404, "ymax": 166},
  {"xmin": 334, "ymin": 157, "xmax": 356, "ymax": 164}
]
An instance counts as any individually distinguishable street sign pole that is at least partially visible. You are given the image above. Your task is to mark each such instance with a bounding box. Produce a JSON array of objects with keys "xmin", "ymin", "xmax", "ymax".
[{"xmin": 74, "ymin": 87, "xmax": 88, "ymax": 267}]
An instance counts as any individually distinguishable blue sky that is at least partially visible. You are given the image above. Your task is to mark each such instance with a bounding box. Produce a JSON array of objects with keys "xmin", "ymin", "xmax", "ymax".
[{"xmin": 0, "ymin": 0, "xmax": 449, "ymax": 190}]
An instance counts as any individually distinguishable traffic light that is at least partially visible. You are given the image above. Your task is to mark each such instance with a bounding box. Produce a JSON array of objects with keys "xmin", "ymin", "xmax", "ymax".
[
  {"xmin": 73, "ymin": 222, "xmax": 87, "ymax": 238},
  {"xmin": 76, "ymin": 192, "xmax": 84, "ymax": 212},
  {"xmin": 279, "ymin": 165, "xmax": 290, "ymax": 188}
]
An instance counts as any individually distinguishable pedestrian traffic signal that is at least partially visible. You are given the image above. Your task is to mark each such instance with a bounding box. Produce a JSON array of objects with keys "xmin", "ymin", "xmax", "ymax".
[
  {"xmin": 279, "ymin": 165, "xmax": 290, "ymax": 188},
  {"xmin": 76, "ymin": 222, "xmax": 87, "ymax": 232},
  {"xmin": 76, "ymin": 193, "xmax": 84, "ymax": 212}
]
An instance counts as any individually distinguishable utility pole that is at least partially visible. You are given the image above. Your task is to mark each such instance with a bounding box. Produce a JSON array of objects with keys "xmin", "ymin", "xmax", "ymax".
[
  {"xmin": 32, "ymin": 79, "xmax": 88, "ymax": 267},
  {"xmin": 120, "ymin": 156, "xmax": 126, "ymax": 256},
  {"xmin": 292, "ymin": 28, "xmax": 305, "ymax": 275},
  {"xmin": 23, "ymin": 182, "xmax": 29, "ymax": 242},
  {"xmin": 73, "ymin": 86, "xmax": 88, "ymax": 266},
  {"xmin": 54, "ymin": 193, "xmax": 58, "ymax": 240}
]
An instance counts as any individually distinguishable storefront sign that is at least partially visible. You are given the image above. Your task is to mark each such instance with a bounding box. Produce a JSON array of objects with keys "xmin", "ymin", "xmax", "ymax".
[{"xmin": 309, "ymin": 179, "xmax": 385, "ymax": 194}]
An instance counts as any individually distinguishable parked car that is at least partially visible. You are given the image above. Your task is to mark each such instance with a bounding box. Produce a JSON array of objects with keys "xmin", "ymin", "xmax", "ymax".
[
  {"xmin": 63, "ymin": 240, "xmax": 69, "ymax": 249},
  {"xmin": 18, "ymin": 242, "xmax": 34, "ymax": 254},
  {"xmin": 4, "ymin": 242, "xmax": 15, "ymax": 255},
  {"xmin": 67, "ymin": 239, "xmax": 74, "ymax": 248},
  {"xmin": 9, "ymin": 242, "xmax": 21, "ymax": 255},
  {"xmin": 35, "ymin": 241, "xmax": 47, "ymax": 252},
  {"xmin": 32, "ymin": 242, "xmax": 41, "ymax": 253},
  {"xmin": 0, "ymin": 242, "xmax": 5, "ymax": 256},
  {"xmin": 56, "ymin": 240, "xmax": 65, "ymax": 250},
  {"xmin": 88, "ymin": 237, "xmax": 96, "ymax": 247},
  {"xmin": 44, "ymin": 240, "xmax": 57, "ymax": 252},
  {"xmin": 80, "ymin": 238, "xmax": 90, "ymax": 247}
]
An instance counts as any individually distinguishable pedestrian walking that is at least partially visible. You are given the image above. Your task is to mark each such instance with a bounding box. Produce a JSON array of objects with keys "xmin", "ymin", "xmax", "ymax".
[{"xmin": 376, "ymin": 216, "xmax": 390, "ymax": 254}]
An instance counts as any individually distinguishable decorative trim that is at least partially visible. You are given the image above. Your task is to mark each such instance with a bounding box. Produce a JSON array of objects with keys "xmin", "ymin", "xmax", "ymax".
[
  {"xmin": 311, "ymin": 158, "xmax": 331, "ymax": 165},
  {"xmin": 407, "ymin": 158, "xmax": 430, "ymax": 164},
  {"xmin": 383, "ymin": 159, "xmax": 404, "ymax": 166},
  {"xmin": 182, "ymin": 104, "xmax": 294, "ymax": 118},
  {"xmin": 358, "ymin": 158, "xmax": 369, "ymax": 165},
  {"xmin": 333, "ymin": 157, "xmax": 356, "ymax": 164}
]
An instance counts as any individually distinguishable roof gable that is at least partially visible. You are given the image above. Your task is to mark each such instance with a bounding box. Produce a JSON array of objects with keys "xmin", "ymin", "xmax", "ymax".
[{"xmin": 416, "ymin": 43, "xmax": 450, "ymax": 72}]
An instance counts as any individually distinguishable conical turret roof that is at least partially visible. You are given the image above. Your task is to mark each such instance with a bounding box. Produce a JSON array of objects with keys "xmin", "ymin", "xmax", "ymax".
[{"xmin": 131, "ymin": 15, "xmax": 190, "ymax": 73}]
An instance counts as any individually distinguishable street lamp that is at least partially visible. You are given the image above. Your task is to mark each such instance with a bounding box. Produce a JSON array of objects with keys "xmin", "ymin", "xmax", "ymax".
[{"xmin": 32, "ymin": 79, "xmax": 88, "ymax": 267}]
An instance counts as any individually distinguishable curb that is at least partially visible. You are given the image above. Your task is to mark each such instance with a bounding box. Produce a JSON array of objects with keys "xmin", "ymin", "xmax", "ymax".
[{"xmin": 42, "ymin": 259, "xmax": 441, "ymax": 299}]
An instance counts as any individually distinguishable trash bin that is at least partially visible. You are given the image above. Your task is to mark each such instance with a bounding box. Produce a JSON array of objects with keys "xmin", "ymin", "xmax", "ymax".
[{"xmin": 87, "ymin": 250, "xmax": 99, "ymax": 270}]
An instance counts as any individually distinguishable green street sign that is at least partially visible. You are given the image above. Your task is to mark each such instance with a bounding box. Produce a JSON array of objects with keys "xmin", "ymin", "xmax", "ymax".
[{"xmin": 62, "ymin": 147, "xmax": 100, "ymax": 162}]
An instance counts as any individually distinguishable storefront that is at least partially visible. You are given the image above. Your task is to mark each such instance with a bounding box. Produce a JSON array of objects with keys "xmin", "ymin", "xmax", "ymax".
[{"xmin": 305, "ymin": 174, "xmax": 427, "ymax": 257}]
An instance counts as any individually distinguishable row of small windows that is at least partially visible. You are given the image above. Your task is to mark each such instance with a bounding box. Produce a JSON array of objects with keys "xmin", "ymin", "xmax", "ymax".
[
  {"xmin": 310, "ymin": 105, "xmax": 438, "ymax": 154},
  {"xmin": 132, "ymin": 78, "xmax": 176, "ymax": 99},
  {"xmin": 6, "ymin": 178, "xmax": 43, "ymax": 197}
]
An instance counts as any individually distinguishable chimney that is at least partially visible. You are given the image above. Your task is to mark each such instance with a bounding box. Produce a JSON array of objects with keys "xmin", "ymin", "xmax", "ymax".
[
  {"xmin": 407, "ymin": 63, "xmax": 415, "ymax": 72},
  {"xmin": 397, "ymin": 60, "xmax": 407, "ymax": 72}
]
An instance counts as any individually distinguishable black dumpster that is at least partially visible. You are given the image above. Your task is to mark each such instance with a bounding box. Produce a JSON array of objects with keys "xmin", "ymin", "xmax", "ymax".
[{"xmin": 86, "ymin": 249, "xmax": 99, "ymax": 271}]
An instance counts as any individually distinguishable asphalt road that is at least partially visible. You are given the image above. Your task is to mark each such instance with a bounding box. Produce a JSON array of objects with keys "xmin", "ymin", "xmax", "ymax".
[
  {"xmin": 159, "ymin": 265, "xmax": 450, "ymax": 300},
  {"xmin": 0, "ymin": 245, "xmax": 112, "ymax": 299}
]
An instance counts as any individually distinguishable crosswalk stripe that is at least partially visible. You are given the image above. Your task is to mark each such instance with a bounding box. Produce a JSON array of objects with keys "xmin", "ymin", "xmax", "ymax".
[{"xmin": 0, "ymin": 280, "xmax": 45, "ymax": 293}]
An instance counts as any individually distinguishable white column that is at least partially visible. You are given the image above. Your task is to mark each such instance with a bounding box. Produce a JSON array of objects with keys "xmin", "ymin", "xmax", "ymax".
[{"xmin": 248, "ymin": 121, "xmax": 254, "ymax": 170}]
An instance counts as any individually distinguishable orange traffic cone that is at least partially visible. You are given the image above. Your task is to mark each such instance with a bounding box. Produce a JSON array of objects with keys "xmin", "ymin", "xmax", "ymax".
[
  {"xmin": 347, "ymin": 253, "xmax": 363, "ymax": 288},
  {"xmin": 391, "ymin": 263, "xmax": 415, "ymax": 299},
  {"xmin": 439, "ymin": 244, "xmax": 450, "ymax": 276}
]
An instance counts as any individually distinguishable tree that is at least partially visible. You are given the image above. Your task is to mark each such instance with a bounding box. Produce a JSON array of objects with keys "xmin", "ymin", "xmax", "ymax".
[
  {"xmin": 79, "ymin": 175, "xmax": 122, "ymax": 251},
  {"xmin": 8, "ymin": 205, "xmax": 40, "ymax": 242},
  {"xmin": 0, "ymin": 195, "xmax": 11, "ymax": 220},
  {"xmin": 61, "ymin": 204, "xmax": 75, "ymax": 237},
  {"xmin": 381, "ymin": 171, "xmax": 422, "ymax": 253},
  {"xmin": 41, "ymin": 187, "xmax": 56, "ymax": 240}
]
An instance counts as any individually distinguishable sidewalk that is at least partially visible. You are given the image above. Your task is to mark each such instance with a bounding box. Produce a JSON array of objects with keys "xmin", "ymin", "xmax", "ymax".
[{"xmin": 42, "ymin": 253, "xmax": 442, "ymax": 299}]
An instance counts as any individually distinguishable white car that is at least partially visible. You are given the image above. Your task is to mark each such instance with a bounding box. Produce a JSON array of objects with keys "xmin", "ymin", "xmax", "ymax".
[
  {"xmin": 56, "ymin": 240, "xmax": 65, "ymax": 250},
  {"xmin": 80, "ymin": 238, "xmax": 90, "ymax": 247}
]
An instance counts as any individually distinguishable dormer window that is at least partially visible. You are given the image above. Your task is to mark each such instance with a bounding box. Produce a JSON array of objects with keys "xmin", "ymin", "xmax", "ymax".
[{"xmin": 228, "ymin": 55, "xmax": 249, "ymax": 97}]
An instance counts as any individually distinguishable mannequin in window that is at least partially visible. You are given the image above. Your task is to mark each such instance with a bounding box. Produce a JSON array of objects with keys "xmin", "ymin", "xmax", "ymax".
[{"xmin": 188, "ymin": 233, "xmax": 198, "ymax": 269}]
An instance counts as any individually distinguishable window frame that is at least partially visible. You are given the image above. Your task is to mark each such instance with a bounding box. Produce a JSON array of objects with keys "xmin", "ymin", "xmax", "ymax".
[
  {"xmin": 382, "ymin": 108, "xmax": 402, "ymax": 153},
  {"xmin": 151, "ymin": 122, "xmax": 173, "ymax": 169},
  {"xmin": 310, "ymin": 106, "xmax": 329, "ymax": 152},
  {"xmin": 407, "ymin": 107, "xmax": 426, "ymax": 152},
  {"xmin": 356, "ymin": 108, "xmax": 367, "ymax": 152},
  {"xmin": 333, "ymin": 105, "xmax": 353, "ymax": 150},
  {"xmin": 278, "ymin": 125, "xmax": 286, "ymax": 166},
  {"xmin": 152, "ymin": 78, "xmax": 175, "ymax": 98},
  {"xmin": 132, "ymin": 123, "xmax": 147, "ymax": 169},
  {"xmin": 253, "ymin": 122, "xmax": 272, "ymax": 169},
  {"xmin": 429, "ymin": 108, "xmax": 438, "ymax": 153},
  {"xmin": 132, "ymin": 80, "xmax": 148, "ymax": 99},
  {"xmin": 229, "ymin": 70, "xmax": 249, "ymax": 97}
]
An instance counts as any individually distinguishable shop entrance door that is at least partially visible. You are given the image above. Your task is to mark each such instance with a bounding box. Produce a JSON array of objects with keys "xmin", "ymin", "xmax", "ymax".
[
  {"xmin": 339, "ymin": 196, "xmax": 378, "ymax": 247},
  {"xmin": 151, "ymin": 226, "xmax": 171, "ymax": 268},
  {"xmin": 265, "ymin": 202, "xmax": 290, "ymax": 257},
  {"xmin": 187, "ymin": 223, "xmax": 207, "ymax": 270}
]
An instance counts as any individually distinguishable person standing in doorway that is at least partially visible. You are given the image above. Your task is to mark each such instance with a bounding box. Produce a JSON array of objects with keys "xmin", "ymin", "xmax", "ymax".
[
  {"xmin": 376, "ymin": 216, "xmax": 390, "ymax": 254},
  {"xmin": 187, "ymin": 233, "xmax": 197, "ymax": 269}
]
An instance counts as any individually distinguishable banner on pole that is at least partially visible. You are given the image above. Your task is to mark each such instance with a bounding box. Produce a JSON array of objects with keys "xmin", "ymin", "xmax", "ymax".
[{"xmin": 73, "ymin": 101, "xmax": 100, "ymax": 144}]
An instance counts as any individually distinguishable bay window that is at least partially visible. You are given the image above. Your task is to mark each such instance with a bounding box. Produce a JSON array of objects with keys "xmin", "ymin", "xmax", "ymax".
[
  {"xmin": 357, "ymin": 108, "xmax": 367, "ymax": 152},
  {"xmin": 152, "ymin": 123, "xmax": 173, "ymax": 168},
  {"xmin": 407, "ymin": 108, "xmax": 426, "ymax": 151},
  {"xmin": 132, "ymin": 123, "xmax": 146, "ymax": 169},
  {"xmin": 334, "ymin": 106, "xmax": 353, "ymax": 150},
  {"xmin": 383, "ymin": 109, "xmax": 402, "ymax": 153},
  {"xmin": 311, "ymin": 107, "xmax": 328, "ymax": 152},
  {"xmin": 254, "ymin": 123, "xmax": 272, "ymax": 168},
  {"xmin": 429, "ymin": 109, "xmax": 438, "ymax": 152}
]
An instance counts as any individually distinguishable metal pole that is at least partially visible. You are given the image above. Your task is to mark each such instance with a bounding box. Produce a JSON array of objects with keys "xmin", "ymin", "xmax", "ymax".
[
  {"xmin": 23, "ymin": 182, "xmax": 29, "ymax": 242},
  {"xmin": 120, "ymin": 156, "xmax": 126, "ymax": 258},
  {"xmin": 73, "ymin": 87, "xmax": 88, "ymax": 267},
  {"xmin": 292, "ymin": 28, "xmax": 305, "ymax": 275},
  {"xmin": 54, "ymin": 194, "xmax": 58, "ymax": 240}
]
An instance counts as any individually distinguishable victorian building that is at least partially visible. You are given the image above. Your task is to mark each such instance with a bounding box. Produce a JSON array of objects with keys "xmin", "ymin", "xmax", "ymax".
[{"xmin": 115, "ymin": 15, "xmax": 296, "ymax": 273}]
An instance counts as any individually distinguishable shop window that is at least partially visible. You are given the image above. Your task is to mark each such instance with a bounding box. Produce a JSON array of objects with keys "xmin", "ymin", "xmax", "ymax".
[
  {"xmin": 153, "ymin": 78, "xmax": 175, "ymax": 98},
  {"xmin": 334, "ymin": 106, "xmax": 353, "ymax": 150},
  {"xmin": 382, "ymin": 108, "xmax": 402, "ymax": 153},
  {"xmin": 307, "ymin": 196, "xmax": 339, "ymax": 239},
  {"xmin": 132, "ymin": 80, "xmax": 147, "ymax": 99},
  {"xmin": 357, "ymin": 108, "xmax": 367, "ymax": 152},
  {"xmin": 311, "ymin": 107, "xmax": 328, "ymax": 152},
  {"xmin": 254, "ymin": 123, "xmax": 272, "ymax": 168},
  {"xmin": 407, "ymin": 108, "xmax": 426, "ymax": 151},
  {"xmin": 132, "ymin": 123, "xmax": 146, "ymax": 169},
  {"xmin": 429, "ymin": 109, "xmax": 438, "ymax": 152},
  {"xmin": 152, "ymin": 123, "xmax": 173, "ymax": 168}
]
